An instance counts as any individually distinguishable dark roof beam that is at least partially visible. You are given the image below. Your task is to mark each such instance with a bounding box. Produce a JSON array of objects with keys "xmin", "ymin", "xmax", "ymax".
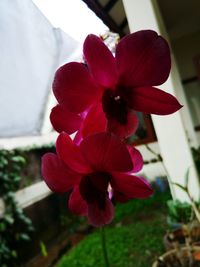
[
  {"xmin": 119, "ymin": 17, "xmax": 128, "ymax": 30},
  {"xmin": 104, "ymin": 0, "xmax": 117, "ymax": 13},
  {"xmin": 82, "ymin": 0, "xmax": 125, "ymax": 37}
]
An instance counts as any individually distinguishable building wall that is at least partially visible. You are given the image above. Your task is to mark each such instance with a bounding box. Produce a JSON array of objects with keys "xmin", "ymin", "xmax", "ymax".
[
  {"xmin": 172, "ymin": 31, "xmax": 200, "ymax": 79},
  {"xmin": 172, "ymin": 30, "xmax": 200, "ymax": 140}
]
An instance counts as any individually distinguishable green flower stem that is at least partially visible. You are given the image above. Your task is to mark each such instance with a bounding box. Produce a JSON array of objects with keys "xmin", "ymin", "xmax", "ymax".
[{"xmin": 100, "ymin": 226, "xmax": 110, "ymax": 267}]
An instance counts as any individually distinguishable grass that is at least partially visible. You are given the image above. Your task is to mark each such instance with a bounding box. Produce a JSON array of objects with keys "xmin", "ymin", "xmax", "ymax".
[{"xmin": 56, "ymin": 191, "xmax": 171, "ymax": 267}]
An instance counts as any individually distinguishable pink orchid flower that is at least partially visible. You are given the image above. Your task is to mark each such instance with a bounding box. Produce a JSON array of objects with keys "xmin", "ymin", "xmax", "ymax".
[
  {"xmin": 51, "ymin": 30, "xmax": 182, "ymax": 139},
  {"xmin": 41, "ymin": 132, "xmax": 153, "ymax": 227},
  {"xmin": 50, "ymin": 103, "xmax": 107, "ymax": 141}
]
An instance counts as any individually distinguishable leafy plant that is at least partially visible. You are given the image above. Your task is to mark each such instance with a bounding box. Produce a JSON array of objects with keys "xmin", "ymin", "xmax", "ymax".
[
  {"xmin": 56, "ymin": 191, "xmax": 169, "ymax": 267},
  {"xmin": 167, "ymin": 199, "xmax": 193, "ymax": 225},
  {"xmin": 158, "ymin": 169, "xmax": 200, "ymax": 266},
  {"xmin": 0, "ymin": 150, "xmax": 34, "ymax": 267},
  {"xmin": 172, "ymin": 168, "xmax": 200, "ymax": 224}
]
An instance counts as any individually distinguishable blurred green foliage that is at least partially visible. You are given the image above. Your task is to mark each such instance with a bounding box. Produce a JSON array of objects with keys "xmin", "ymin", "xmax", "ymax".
[
  {"xmin": 56, "ymin": 191, "xmax": 171, "ymax": 267},
  {"xmin": 0, "ymin": 150, "xmax": 34, "ymax": 267},
  {"xmin": 167, "ymin": 199, "xmax": 193, "ymax": 225}
]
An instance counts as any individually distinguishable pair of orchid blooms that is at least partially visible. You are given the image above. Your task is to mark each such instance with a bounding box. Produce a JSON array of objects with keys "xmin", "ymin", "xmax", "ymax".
[{"xmin": 41, "ymin": 30, "xmax": 182, "ymax": 227}]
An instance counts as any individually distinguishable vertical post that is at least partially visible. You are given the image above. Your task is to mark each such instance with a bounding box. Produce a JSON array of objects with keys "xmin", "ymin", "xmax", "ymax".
[{"xmin": 122, "ymin": 0, "xmax": 200, "ymax": 201}]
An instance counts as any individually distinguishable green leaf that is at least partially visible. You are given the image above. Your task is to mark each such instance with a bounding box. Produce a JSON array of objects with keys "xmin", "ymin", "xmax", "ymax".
[
  {"xmin": 4, "ymin": 215, "xmax": 14, "ymax": 225},
  {"xmin": 0, "ymin": 158, "xmax": 8, "ymax": 167},
  {"xmin": 40, "ymin": 241, "xmax": 48, "ymax": 257},
  {"xmin": 167, "ymin": 200, "xmax": 178, "ymax": 218},
  {"xmin": 184, "ymin": 167, "xmax": 190, "ymax": 189},
  {"xmin": 19, "ymin": 233, "xmax": 31, "ymax": 241},
  {"xmin": 171, "ymin": 182, "xmax": 187, "ymax": 192},
  {"xmin": 11, "ymin": 156, "xmax": 26, "ymax": 165},
  {"xmin": 13, "ymin": 176, "xmax": 21, "ymax": 183},
  {"xmin": 28, "ymin": 225, "xmax": 35, "ymax": 232},
  {"xmin": 167, "ymin": 199, "xmax": 193, "ymax": 224},
  {"xmin": 11, "ymin": 250, "xmax": 17, "ymax": 258},
  {"xmin": 0, "ymin": 222, "xmax": 7, "ymax": 232}
]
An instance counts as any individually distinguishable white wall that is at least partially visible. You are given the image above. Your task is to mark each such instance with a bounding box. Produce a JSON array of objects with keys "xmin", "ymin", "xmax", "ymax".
[{"xmin": 123, "ymin": 0, "xmax": 200, "ymax": 201}]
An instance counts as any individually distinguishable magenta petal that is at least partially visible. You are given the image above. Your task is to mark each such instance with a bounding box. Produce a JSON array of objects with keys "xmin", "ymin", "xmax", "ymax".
[
  {"xmin": 80, "ymin": 132, "xmax": 133, "ymax": 172},
  {"xmin": 68, "ymin": 186, "xmax": 88, "ymax": 216},
  {"xmin": 73, "ymin": 130, "xmax": 83, "ymax": 146},
  {"xmin": 83, "ymin": 34, "xmax": 118, "ymax": 88},
  {"xmin": 81, "ymin": 103, "xmax": 107, "ymax": 138},
  {"xmin": 41, "ymin": 153, "xmax": 79, "ymax": 193},
  {"xmin": 50, "ymin": 104, "xmax": 82, "ymax": 134},
  {"xmin": 88, "ymin": 198, "xmax": 114, "ymax": 227},
  {"xmin": 53, "ymin": 62, "xmax": 102, "ymax": 113},
  {"xmin": 56, "ymin": 132, "xmax": 91, "ymax": 173},
  {"xmin": 127, "ymin": 146, "xmax": 143, "ymax": 172},
  {"xmin": 116, "ymin": 30, "xmax": 171, "ymax": 87},
  {"xmin": 111, "ymin": 172, "xmax": 153, "ymax": 202},
  {"xmin": 129, "ymin": 86, "xmax": 183, "ymax": 115},
  {"xmin": 107, "ymin": 110, "xmax": 138, "ymax": 138}
]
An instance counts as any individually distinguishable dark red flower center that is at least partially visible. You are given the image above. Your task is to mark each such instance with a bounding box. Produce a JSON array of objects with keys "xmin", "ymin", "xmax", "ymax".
[
  {"xmin": 79, "ymin": 171, "xmax": 112, "ymax": 209},
  {"xmin": 102, "ymin": 89, "xmax": 128, "ymax": 125}
]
